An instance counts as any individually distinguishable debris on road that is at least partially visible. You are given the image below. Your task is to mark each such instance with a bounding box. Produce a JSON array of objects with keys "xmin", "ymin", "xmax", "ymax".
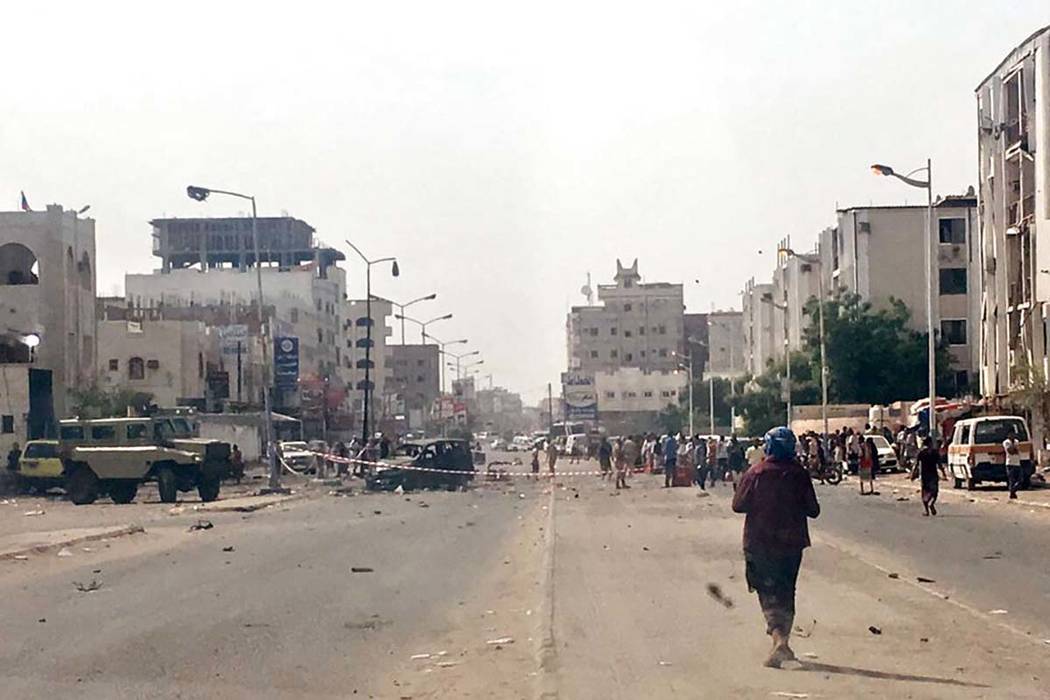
[
  {"xmin": 658, "ymin": 660, "xmax": 672, "ymax": 666},
  {"xmin": 73, "ymin": 579, "xmax": 102, "ymax": 592},
  {"xmin": 920, "ymin": 637, "xmax": 929, "ymax": 643},
  {"xmin": 188, "ymin": 520, "xmax": 214, "ymax": 532},
  {"xmin": 486, "ymin": 637, "xmax": 514, "ymax": 645},
  {"xmin": 410, "ymin": 653, "xmax": 431, "ymax": 660},
  {"xmin": 982, "ymin": 552, "xmax": 1002, "ymax": 560},
  {"xmin": 888, "ymin": 573, "xmax": 899, "ymax": 579},
  {"xmin": 419, "ymin": 502, "xmax": 430, "ymax": 508},
  {"xmin": 23, "ymin": 510, "xmax": 45, "ymax": 516},
  {"xmin": 989, "ymin": 609, "xmax": 1008, "ymax": 615},
  {"xmin": 801, "ymin": 652, "xmax": 818, "ymax": 659},
  {"xmin": 793, "ymin": 620, "xmax": 816, "ymax": 638},
  {"xmin": 395, "ymin": 485, "xmax": 405, "ymax": 495},
  {"xmin": 868, "ymin": 625, "xmax": 882, "ymax": 635},
  {"xmin": 168, "ymin": 506, "xmax": 185, "ymax": 515},
  {"xmin": 350, "ymin": 566, "xmax": 374, "ymax": 573},
  {"xmin": 222, "ymin": 546, "xmax": 235, "ymax": 552},
  {"xmin": 770, "ymin": 693, "xmax": 809, "ymax": 699},
  {"xmin": 56, "ymin": 548, "xmax": 73, "ymax": 557},
  {"xmin": 435, "ymin": 661, "xmax": 459, "ymax": 668},
  {"xmin": 706, "ymin": 583, "xmax": 734, "ymax": 609},
  {"xmin": 917, "ymin": 576, "xmax": 936, "ymax": 583}
]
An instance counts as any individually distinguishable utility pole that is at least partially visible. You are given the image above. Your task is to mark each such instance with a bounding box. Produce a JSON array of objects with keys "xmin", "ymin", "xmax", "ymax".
[{"xmin": 547, "ymin": 382, "xmax": 554, "ymax": 435}]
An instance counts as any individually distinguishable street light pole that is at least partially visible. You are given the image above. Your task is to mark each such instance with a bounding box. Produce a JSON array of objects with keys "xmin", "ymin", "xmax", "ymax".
[
  {"xmin": 760, "ymin": 293, "xmax": 791, "ymax": 427},
  {"xmin": 779, "ymin": 248, "xmax": 829, "ymax": 442},
  {"xmin": 673, "ymin": 351, "xmax": 694, "ymax": 436},
  {"xmin": 872, "ymin": 160, "xmax": 937, "ymax": 441},
  {"xmin": 345, "ymin": 240, "xmax": 399, "ymax": 445},
  {"xmin": 186, "ymin": 185, "xmax": 280, "ymax": 491},
  {"xmin": 382, "ymin": 293, "xmax": 437, "ymax": 344}
]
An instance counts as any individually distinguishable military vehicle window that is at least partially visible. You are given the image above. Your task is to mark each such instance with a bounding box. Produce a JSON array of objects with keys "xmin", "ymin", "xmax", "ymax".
[
  {"xmin": 127, "ymin": 423, "xmax": 148, "ymax": 439},
  {"xmin": 59, "ymin": 425, "xmax": 84, "ymax": 440},
  {"xmin": 91, "ymin": 425, "xmax": 116, "ymax": 440},
  {"xmin": 24, "ymin": 443, "xmax": 57, "ymax": 458},
  {"xmin": 172, "ymin": 418, "xmax": 193, "ymax": 437},
  {"xmin": 154, "ymin": 420, "xmax": 176, "ymax": 440}
]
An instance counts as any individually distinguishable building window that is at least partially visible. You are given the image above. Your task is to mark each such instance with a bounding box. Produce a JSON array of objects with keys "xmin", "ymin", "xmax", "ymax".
[
  {"xmin": 624, "ymin": 303, "xmax": 632, "ymax": 312},
  {"xmin": 146, "ymin": 359, "xmax": 160, "ymax": 370},
  {"xmin": 659, "ymin": 348, "xmax": 668, "ymax": 357},
  {"xmin": 941, "ymin": 320, "xmax": 967, "ymax": 345},
  {"xmin": 290, "ymin": 308, "xmax": 299, "ymax": 323},
  {"xmin": 417, "ymin": 375, "xmax": 425, "ymax": 382},
  {"xmin": 625, "ymin": 353, "xmax": 633, "ymax": 361},
  {"xmin": 590, "ymin": 350, "xmax": 599, "ymax": 359},
  {"xmin": 317, "ymin": 328, "xmax": 324, "ymax": 343},
  {"xmin": 643, "ymin": 390, "xmax": 653, "ymax": 398},
  {"xmin": 610, "ymin": 350, "xmax": 618, "ymax": 359},
  {"xmin": 938, "ymin": 218, "xmax": 966, "ymax": 244},
  {"xmin": 661, "ymin": 390, "xmax": 671, "ymax": 398},
  {"xmin": 315, "ymin": 299, "xmax": 322, "ymax": 312},
  {"xmin": 955, "ymin": 370, "xmax": 970, "ymax": 391},
  {"xmin": 605, "ymin": 391, "xmax": 616, "ymax": 399},
  {"xmin": 658, "ymin": 325, "xmax": 667, "ymax": 335},
  {"xmin": 590, "ymin": 328, "xmax": 599, "ymax": 336},
  {"xmin": 624, "ymin": 330, "xmax": 632, "ymax": 338},
  {"xmin": 1, "ymin": 415, "xmax": 13, "ymax": 434},
  {"xmin": 108, "ymin": 359, "xmax": 119, "ymax": 371},
  {"xmin": 639, "ymin": 326, "xmax": 645, "ymax": 336},
  {"xmin": 128, "ymin": 357, "xmax": 145, "ymax": 380},
  {"xmin": 625, "ymin": 391, "xmax": 637, "ymax": 398},
  {"xmin": 939, "ymin": 268, "xmax": 967, "ymax": 295},
  {"xmin": 610, "ymin": 327, "xmax": 618, "ymax": 336}
]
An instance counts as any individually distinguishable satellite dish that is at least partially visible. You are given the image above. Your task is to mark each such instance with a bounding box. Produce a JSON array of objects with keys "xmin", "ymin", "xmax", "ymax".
[{"xmin": 580, "ymin": 272, "xmax": 594, "ymax": 304}]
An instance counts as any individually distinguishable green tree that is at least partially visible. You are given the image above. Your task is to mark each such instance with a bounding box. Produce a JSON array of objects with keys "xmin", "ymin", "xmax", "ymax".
[
  {"xmin": 730, "ymin": 352, "xmax": 819, "ymax": 436},
  {"xmin": 70, "ymin": 385, "xmax": 154, "ymax": 419}
]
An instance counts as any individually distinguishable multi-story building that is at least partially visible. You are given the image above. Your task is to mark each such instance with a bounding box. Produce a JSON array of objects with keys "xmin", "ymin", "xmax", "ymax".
[
  {"xmin": 741, "ymin": 279, "xmax": 777, "ymax": 376},
  {"xmin": 976, "ymin": 25, "xmax": 1050, "ymax": 400},
  {"xmin": 474, "ymin": 386, "xmax": 525, "ymax": 436},
  {"xmin": 386, "ymin": 343, "xmax": 441, "ymax": 429},
  {"xmin": 567, "ymin": 259, "xmax": 685, "ymax": 374},
  {"xmin": 818, "ymin": 197, "xmax": 980, "ymax": 393},
  {"xmin": 594, "ymin": 367, "xmax": 688, "ymax": 435},
  {"xmin": 773, "ymin": 240, "xmax": 822, "ymax": 354},
  {"xmin": 1, "ymin": 205, "xmax": 96, "ymax": 453},
  {"xmin": 340, "ymin": 298, "xmax": 393, "ymax": 430},
  {"xmin": 683, "ymin": 313, "xmax": 709, "ymax": 375},
  {"xmin": 706, "ymin": 311, "xmax": 745, "ymax": 378},
  {"xmin": 126, "ymin": 216, "xmax": 347, "ymax": 397}
]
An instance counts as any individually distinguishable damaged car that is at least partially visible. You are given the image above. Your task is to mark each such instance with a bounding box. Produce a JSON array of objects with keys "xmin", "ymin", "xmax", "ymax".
[{"xmin": 365, "ymin": 438, "xmax": 475, "ymax": 492}]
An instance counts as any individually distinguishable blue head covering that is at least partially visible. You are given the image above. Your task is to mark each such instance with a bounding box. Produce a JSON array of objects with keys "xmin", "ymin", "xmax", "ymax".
[{"xmin": 763, "ymin": 426, "xmax": 797, "ymax": 460}]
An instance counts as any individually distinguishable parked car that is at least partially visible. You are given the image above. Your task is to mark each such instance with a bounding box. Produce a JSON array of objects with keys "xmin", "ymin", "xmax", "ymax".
[
  {"xmin": 366, "ymin": 438, "xmax": 475, "ymax": 491},
  {"xmin": 16, "ymin": 439, "xmax": 63, "ymax": 493},
  {"xmin": 490, "ymin": 438, "xmax": 507, "ymax": 451},
  {"xmin": 948, "ymin": 415, "xmax": 1034, "ymax": 490},
  {"xmin": 508, "ymin": 435, "xmax": 533, "ymax": 452},
  {"xmin": 279, "ymin": 440, "xmax": 318, "ymax": 472},
  {"xmin": 869, "ymin": 435, "xmax": 900, "ymax": 472}
]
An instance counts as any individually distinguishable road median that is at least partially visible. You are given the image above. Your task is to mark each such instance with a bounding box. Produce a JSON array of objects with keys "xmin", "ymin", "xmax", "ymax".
[{"xmin": 0, "ymin": 523, "xmax": 145, "ymax": 561}]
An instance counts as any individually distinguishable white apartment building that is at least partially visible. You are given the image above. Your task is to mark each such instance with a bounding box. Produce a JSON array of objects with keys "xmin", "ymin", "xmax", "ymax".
[
  {"xmin": 976, "ymin": 25, "xmax": 1050, "ymax": 399},
  {"xmin": 818, "ymin": 198, "xmax": 980, "ymax": 393},
  {"xmin": 341, "ymin": 298, "xmax": 393, "ymax": 427},
  {"xmin": 706, "ymin": 311, "xmax": 745, "ymax": 378},
  {"xmin": 0, "ymin": 205, "xmax": 96, "ymax": 453},
  {"xmin": 594, "ymin": 366, "xmax": 688, "ymax": 434},
  {"xmin": 741, "ymin": 279, "xmax": 777, "ymax": 376}
]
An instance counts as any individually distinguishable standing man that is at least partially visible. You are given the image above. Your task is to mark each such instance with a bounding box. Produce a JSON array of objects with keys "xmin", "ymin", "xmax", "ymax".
[
  {"xmin": 732, "ymin": 427, "xmax": 820, "ymax": 668},
  {"xmin": 619, "ymin": 435, "xmax": 637, "ymax": 489},
  {"xmin": 6, "ymin": 442, "xmax": 21, "ymax": 472},
  {"xmin": 663, "ymin": 432, "xmax": 679, "ymax": 488},
  {"xmin": 694, "ymin": 436, "xmax": 709, "ymax": 489},
  {"xmin": 546, "ymin": 439, "xmax": 559, "ymax": 477},
  {"xmin": 597, "ymin": 435, "xmax": 613, "ymax": 481},
  {"xmin": 1003, "ymin": 429, "xmax": 1022, "ymax": 500},
  {"xmin": 530, "ymin": 441, "xmax": 542, "ymax": 480}
]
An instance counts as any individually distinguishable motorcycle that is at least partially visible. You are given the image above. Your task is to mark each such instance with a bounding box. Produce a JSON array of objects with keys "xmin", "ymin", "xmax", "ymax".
[{"xmin": 807, "ymin": 455, "xmax": 843, "ymax": 485}]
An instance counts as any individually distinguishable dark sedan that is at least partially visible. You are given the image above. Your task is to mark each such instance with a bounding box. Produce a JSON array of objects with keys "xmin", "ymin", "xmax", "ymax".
[{"xmin": 365, "ymin": 439, "xmax": 475, "ymax": 491}]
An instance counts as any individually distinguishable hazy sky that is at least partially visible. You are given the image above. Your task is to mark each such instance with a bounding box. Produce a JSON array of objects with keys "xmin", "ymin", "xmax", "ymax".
[{"xmin": 4, "ymin": 1, "xmax": 1048, "ymax": 403}]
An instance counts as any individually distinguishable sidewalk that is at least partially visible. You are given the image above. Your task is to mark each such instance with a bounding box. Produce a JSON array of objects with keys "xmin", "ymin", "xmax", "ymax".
[
  {"xmin": 0, "ymin": 524, "xmax": 145, "ymax": 560},
  {"xmin": 874, "ymin": 470, "xmax": 1050, "ymax": 511}
]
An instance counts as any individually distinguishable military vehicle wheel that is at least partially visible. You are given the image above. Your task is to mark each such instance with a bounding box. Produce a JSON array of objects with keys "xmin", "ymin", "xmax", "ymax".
[
  {"xmin": 109, "ymin": 480, "xmax": 138, "ymax": 504},
  {"xmin": 67, "ymin": 466, "xmax": 100, "ymax": 505},
  {"xmin": 197, "ymin": 475, "xmax": 220, "ymax": 503},
  {"xmin": 953, "ymin": 477, "xmax": 963, "ymax": 489},
  {"xmin": 156, "ymin": 465, "xmax": 178, "ymax": 503}
]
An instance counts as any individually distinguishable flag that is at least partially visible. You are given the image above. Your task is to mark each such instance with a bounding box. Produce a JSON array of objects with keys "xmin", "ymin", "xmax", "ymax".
[{"xmin": 20, "ymin": 191, "xmax": 31, "ymax": 212}]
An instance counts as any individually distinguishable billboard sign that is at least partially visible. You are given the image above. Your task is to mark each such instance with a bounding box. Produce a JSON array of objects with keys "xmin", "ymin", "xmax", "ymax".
[
  {"xmin": 562, "ymin": 371, "xmax": 597, "ymax": 421},
  {"xmin": 274, "ymin": 336, "xmax": 300, "ymax": 390}
]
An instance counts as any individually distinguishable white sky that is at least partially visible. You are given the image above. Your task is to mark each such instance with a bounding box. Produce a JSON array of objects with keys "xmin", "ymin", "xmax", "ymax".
[{"xmin": 3, "ymin": 1, "xmax": 1049, "ymax": 403}]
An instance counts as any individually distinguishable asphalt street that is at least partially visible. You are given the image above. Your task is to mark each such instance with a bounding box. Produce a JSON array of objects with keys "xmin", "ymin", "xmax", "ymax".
[{"xmin": 1, "ymin": 457, "xmax": 1049, "ymax": 699}]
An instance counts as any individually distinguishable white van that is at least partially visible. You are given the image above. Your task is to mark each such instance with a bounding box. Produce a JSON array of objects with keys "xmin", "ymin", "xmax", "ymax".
[
  {"xmin": 564, "ymin": 433, "xmax": 589, "ymax": 457},
  {"xmin": 948, "ymin": 415, "xmax": 1034, "ymax": 490}
]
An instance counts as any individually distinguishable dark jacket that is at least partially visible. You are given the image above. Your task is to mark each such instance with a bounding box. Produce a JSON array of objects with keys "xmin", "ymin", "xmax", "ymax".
[{"xmin": 732, "ymin": 457, "xmax": 820, "ymax": 555}]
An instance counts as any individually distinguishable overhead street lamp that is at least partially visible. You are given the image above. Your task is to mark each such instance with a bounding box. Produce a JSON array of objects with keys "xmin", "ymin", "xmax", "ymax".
[
  {"xmin": 345, "ymin": 239, "xmax": 399, "ymax": 444},
  {"xmin": 429, "ymin": 335, "xmax": 468, "ymax": 436},
  {"xmin": 446, "ymin": 349, "xmax": 480, "ymax": 382},
  {"xmin": 187, "ymin": 184, "xmax": 282, "ymax": 492},
  {"xmin": 380, "ymin": 293, "xmax": 437, "ymax": 344},
  {"xmin": 396, "ymin": 312, "xmax": 452, "ymax": 344},
  {"xmin": 780, "ymin": 247, "xmax": 829, "ymax": 443},
  {"xmin": 872, "ymin": 160, "xmax": 936, "ymax": 440}
]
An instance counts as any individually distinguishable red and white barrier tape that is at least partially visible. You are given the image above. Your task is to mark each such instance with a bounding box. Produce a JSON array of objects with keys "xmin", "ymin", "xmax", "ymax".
[{"xmin": 292, "ymin": 450, "xmax": 619, "ymax": 478}]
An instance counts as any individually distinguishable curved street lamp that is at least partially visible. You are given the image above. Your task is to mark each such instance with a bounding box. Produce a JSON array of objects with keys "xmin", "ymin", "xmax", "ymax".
[{"xmin": 380, "ymin": 293, "xmax": 437, "ymax": 344}]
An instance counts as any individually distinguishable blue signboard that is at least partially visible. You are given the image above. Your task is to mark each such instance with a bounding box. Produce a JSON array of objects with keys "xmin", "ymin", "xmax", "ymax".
[
  {"xmin": 274, "ymin": 336, "xmax": 300, "ymax": 389},
  {"xmin": 562, "ymin": 371, "xmax": 598, "ymax": 421}
]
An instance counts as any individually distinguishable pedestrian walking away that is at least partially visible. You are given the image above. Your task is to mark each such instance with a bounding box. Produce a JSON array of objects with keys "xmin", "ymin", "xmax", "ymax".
[
  {"xmin": 1003, "ymin": 429, "xmax": 1022, "ymax": 499},
  {"xmin": 663, "ymin": 433, "xmax": 679, "ymax": 487},
  {"xmin": 618, "ymin": 435, "xmax": 637, "ymax": 489},
  {"xmin": 597, "ymin": 435, "xmax": 613, "ymax": 481},
  {"xmin": 858, "ymin": 437, "xmax": 876, "ymax": 495},
  {"xmin": 546, "ymin": 440, "xmax": 559, "ymax": 476},
  {"xmin": 732, "ymin": 426, "xmax": 820, "ymax": 669},
  {"xmin": 531, "ymin": 442, "xmax": 542, "ymax": 480},
  {"xmin": 912, "ymin": 437, "xmax": 946, "ymax": 516}
]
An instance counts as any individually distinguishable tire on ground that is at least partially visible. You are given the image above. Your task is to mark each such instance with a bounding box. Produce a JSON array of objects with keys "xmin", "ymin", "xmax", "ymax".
[
  {"xmin": 67, "ymin": 465, "xmax": 100, "ymax": 505},
  {"xmin": 109, "ymin": 480, "xmax": 138, "ymax": 504},
  {"xmin": 197, "ymin": 474, "xmax": 220, "ymax": 502},
  {"xmin": 156, "ymin": 464, "xmax": 178, "ymax": 503}
]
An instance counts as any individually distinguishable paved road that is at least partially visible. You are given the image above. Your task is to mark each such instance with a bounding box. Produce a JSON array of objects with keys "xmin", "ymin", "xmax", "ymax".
[{"xmin": 3, "ymin": 458, "xmax": 1049, "ymax": 699}]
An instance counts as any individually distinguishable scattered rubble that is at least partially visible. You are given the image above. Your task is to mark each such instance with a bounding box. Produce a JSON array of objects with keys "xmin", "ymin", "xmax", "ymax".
[
  {"xmin": 73, "ymin": 579, "xmax": 102, "ymax": 593},
  {"xmin": 916, "ymin": 576, "xmax": 936, "ymax": 583},
  {"xmin": 56, "ymin": 548, "xmax": 73, "ymax": 557},
  {"xmin": 351, "ymin": 566, "xmax": 375, "ymax": 573},
  {"xmin": 23, "ymin": 510, "xmax": 45, "ymax": 517},
  {"xmin": 486, "ymin": 637, "xmax": 514, "ymax": 645},
  {"xmin": 188, "ymin": 520, "xmax": 214, "ymax": 532},
  {"xmin": 222, "ymin": 546, "xmax": 235, "ymax": 552},
  {"xmin": 706, "ymin": 583, "xmax": 734, "ymax": 609},
  {"xmin": 868, "ymin": 626, "xmax": 882, "ymax": 635}
]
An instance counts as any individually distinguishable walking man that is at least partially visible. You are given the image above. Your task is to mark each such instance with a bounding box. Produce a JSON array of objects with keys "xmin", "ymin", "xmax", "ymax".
[
  {"xmin": 1003, "ymin": 429, "xmax": 1022, "ymax": 499},
  {"xmin": 546, "ymin": 439, "xmax": 559, "ymax": 477},
  {"xmin": 732, "ymin": 427, "xmax": 820, "ymax": 668},
  {"xmin": 663, "ymin": 432, "xmax": 678, "ymax": 488},
  {"xmin": 618, "ymin": 435, "xmax": 637, "ymax": 489},
  {"xmin": 912, "ymin": 437, "xmax": 946, "ymax": 516},
  {"xmin": 597, "ymin": 435, "xmax": 612, "ymax": 481}
]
